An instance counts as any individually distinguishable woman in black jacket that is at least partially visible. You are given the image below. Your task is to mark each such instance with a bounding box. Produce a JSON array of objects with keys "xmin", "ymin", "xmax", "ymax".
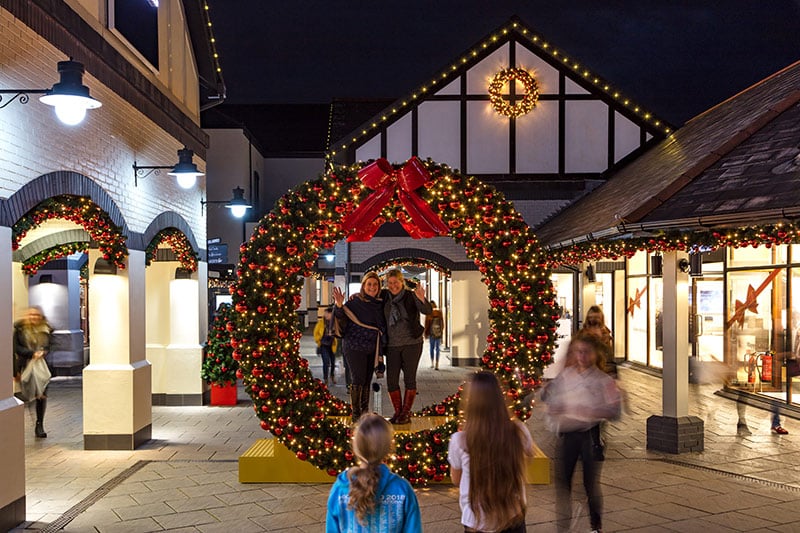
[
  {"xmin": 383, "ymin": 269, "xmax": 432, "ymax": 424},
  {"xmin": 333, "ymin": 272, "xmax": 387, "ymax": 421}
]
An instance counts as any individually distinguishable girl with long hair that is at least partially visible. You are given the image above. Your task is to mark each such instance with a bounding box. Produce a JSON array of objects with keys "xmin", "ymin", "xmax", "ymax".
[
  {"xmin": 326, "ymin": 413, "xmax": 421, "ymax": 532},
  {"xmin": 449, "ymin": 371, "xmax": 534, "ymax": 532}
]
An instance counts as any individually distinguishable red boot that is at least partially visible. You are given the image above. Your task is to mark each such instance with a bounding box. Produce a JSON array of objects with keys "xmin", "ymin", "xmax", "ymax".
[
  {"xmin": 396, "ymin": 389, "xmax": 417, "ymax": 425},
  {"xmin": 388, "ymin": 389, "xmax": 403, "ymax": 424}
]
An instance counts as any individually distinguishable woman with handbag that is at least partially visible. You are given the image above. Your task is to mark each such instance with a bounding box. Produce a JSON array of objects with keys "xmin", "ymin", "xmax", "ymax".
[{"xmin": 13, "ymin": 306, "xmax": 53, "ymax": 438}]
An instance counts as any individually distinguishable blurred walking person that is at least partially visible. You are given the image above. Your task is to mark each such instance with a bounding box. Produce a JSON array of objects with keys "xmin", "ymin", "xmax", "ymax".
[
  {"xmin": 542, "ymin": 332, "xmax": 621, "ymax": 533},
  {"xmin": 13, "ymin": 306, "xmax": 54, "ymax": 438}
]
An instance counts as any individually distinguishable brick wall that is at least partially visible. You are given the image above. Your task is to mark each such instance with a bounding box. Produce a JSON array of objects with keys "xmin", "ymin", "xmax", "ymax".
[{"xmin": 0, "ymin": 7, "xmax": 205, "ymax": 248}]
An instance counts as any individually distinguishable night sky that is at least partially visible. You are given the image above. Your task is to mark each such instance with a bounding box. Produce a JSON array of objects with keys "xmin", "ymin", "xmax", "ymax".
[{"xmin": 206, "ymin": 1, "xmax": 800, "ymax": 125}]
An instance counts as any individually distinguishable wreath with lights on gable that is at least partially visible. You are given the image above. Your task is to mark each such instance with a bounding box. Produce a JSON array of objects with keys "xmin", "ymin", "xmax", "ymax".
[{"xmin": 231, "ymin": 157, "xmax": 558, "ymax": 484}]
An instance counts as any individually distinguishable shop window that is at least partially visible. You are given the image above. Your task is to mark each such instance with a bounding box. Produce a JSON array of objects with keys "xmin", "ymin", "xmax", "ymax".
[
  {"xmin": 628, "ymin": 250, "xmax": 647, "ymax": 275},
  {"xmin": 109, "ymin": 0, "xmax": 159, "ymax": 69},
  {"xmin": 727, "ymin": 269, "xmax": 785, "ymax": 381},
  {"xmin": 728, "ymin": 244, "xmax": 787, "ymax": 268},
  {"xmin": 627, "ymin": 276, "xmax": 648, "ymax": 365},
  {"xmin": 649, "ymin": 277, "xmax": 664, "ymax": 368},
  {"xmin": 551, "ymin": 273, "xmax": 575, "ymax": 338}
]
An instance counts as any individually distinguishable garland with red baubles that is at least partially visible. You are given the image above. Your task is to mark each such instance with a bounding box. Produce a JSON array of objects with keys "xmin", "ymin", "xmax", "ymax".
[
  {"xmin": 144, "ymin": 227, "xmax": 199, "ymax": 272},
  {"xmin": 231, "ymin": 157, "xmax": 558, "ymax": 485},
  {"xmin": 13, "ymin": 195, "xmax": 128, "ymax": 270}
]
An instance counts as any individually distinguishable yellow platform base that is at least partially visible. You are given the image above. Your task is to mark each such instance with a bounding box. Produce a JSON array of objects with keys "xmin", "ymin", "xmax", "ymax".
[
  {"xmin": 239, "ymin": 422, "xmax": 550, "ymax": 484},
  {"xmin": 239, "ymin": 438, "xmax": 334, "ymax": 483}
]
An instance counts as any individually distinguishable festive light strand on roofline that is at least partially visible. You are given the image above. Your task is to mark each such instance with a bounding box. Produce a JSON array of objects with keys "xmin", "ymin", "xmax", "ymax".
[
  {"xmin": 325, "ymin": 20, "xmax": 671, "ymax": 161},
  {"xmin": 545, "ymin": 223, "xmax": 800, "ymax": 267}
]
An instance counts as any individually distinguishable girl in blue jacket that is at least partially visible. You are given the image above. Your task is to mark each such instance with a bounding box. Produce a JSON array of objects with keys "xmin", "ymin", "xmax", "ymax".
[{"xmin": 326, "ymin": 413, "xmax": 421, "ymax": 532}]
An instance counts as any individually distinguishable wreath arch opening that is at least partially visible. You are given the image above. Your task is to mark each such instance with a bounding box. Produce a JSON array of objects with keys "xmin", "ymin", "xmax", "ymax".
[{"xmin": 232, "ymin": 158, "xmax": 558, "ymax": 484}]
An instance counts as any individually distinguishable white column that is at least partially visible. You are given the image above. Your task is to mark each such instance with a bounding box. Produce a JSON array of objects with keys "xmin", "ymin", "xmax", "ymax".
[
  {"xmin": 451, "ymin": 271, "xmax": 488, "ymax": 365},
  {"xmin": 662, "ymin": 251, "xmax": 689, "ymax": 417},
  {"xmin": 0, "ymin": 227, "xmax": 25, "ymax": 527},
  {"xmin": 146, "ymin": 261, "xmax": 173, "ymax": 398},
  {"xmin": 164, "ymin": 267, "xmax": 203, "ymax": 402},
  {"xmin": 83, "ymin": 249, "xmax": 152, "ymax": 449}
]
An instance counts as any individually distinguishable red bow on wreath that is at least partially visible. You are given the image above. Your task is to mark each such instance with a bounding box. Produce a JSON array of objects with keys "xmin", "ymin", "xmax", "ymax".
[{"xmin": 341, "ymin": 157, "xmax": 449, "ymax": 242}]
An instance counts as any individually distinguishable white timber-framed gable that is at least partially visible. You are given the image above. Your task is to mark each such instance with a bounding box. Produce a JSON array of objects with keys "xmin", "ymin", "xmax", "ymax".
[{"xmin": 331, "ymin": 17, "xmax": 672, "ymax": 188}]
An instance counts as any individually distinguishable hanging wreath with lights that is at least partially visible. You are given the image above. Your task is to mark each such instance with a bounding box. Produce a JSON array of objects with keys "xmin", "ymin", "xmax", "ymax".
[
  {"xmin": 488, "ymin": 67, "xmax": 539, "ymax": 118},
  {"xmin": 144, "ymin": 228, "xmax": 199, "ymax": 272},
  {"xmin": 231, "ymin": 157, "xmax": 558, "ymax": 485},
  {"xmin": 12, "ymin": 195, "xmax": 128, "ymax": 269}
]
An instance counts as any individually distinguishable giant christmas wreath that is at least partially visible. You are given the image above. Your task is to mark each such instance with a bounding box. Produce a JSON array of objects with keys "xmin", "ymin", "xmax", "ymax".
[{"xmin": 231, "ymin": 158, "xmax": 558, "ymax": 484}]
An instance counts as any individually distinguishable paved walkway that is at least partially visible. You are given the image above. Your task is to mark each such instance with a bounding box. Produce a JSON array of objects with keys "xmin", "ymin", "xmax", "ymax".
[{"xmin": 11, "ymin": 336, "xmax": 800, "ymax": 532}]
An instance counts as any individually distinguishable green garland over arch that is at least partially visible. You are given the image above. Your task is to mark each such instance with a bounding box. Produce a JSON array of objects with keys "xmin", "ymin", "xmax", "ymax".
[
  {"xmin": 12, "ymin": 195, "xmax": 127, "ymax": 269},
  {"xmin": 144, "ymin": 228, "xmax": 199, "ymax": 271},
  {"xmin": 366, "ymin": 257, "xmax": 452, "ymax": 278},
  {"xmin": 231, "ymin": 158, "xmax": 558, "ymax": 485},
  {"xmin": 22, "ymin": 242, "xmax": 89, "ymax": 276}
]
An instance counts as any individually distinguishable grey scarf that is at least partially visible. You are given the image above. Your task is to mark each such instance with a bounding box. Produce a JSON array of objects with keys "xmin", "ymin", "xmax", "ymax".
[{"xmin": 389, "ymin": 289, "xmax": 409, "ymax": 326}]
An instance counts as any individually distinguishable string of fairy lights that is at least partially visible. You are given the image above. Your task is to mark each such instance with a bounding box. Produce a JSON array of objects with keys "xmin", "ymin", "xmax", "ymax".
[
  {"xmin": 13, "ymin": 195, "xmax": 128, "ymax": 270},
  {"xmin": 325, "ymin": 18, "xmax": 671, "ymax": 163},
  {"xmin": 231, "ymin": 157, "xmax": 557, "ymax": 484},
  {"xmin": 144, "ymin": 227, "xmax": 199, "ymax": 272}
]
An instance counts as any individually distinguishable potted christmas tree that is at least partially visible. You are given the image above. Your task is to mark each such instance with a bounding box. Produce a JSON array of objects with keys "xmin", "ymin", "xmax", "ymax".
[{"xmin": 202, "ymin": 303, "xmax": 239, "ymax": 405}]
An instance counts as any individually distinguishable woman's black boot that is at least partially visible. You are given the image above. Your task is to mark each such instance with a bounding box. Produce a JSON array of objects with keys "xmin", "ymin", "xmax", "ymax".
[{"xmin": 35, "ymin": 398, "xmax": 47, "ymax": 438}]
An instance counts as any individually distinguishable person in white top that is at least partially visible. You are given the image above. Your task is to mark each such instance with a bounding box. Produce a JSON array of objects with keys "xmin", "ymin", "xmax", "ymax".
[
  {"xmin": 541, "ymin": 331, "xmax": 622, "ymax": 533},
  {"xmin": 448, "ymin": 371, "xmax": 534, "ymax": 533}
]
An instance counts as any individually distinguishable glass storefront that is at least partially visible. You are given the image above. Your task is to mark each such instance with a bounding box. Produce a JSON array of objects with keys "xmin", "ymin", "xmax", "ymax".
[{"xmin": 622, "ymin": 245, "xmax": 798, "ymax": 407}]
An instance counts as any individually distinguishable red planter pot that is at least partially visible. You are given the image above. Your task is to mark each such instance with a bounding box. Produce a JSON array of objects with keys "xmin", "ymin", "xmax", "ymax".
[{"xmin": 210, "ymin": 381, "xmax": 238, "ymax": 406}]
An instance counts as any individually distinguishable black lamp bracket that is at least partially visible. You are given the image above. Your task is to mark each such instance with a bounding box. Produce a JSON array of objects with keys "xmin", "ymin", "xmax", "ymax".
[
  {"xmin": 200, "ymin": 198, "xmax": 228, "ymax": 215},
  {"xmin": 0, "ymin": 89, "xmax": 48, "ymax": 110},
  {"xmin": 133, "ymin": 163, "xmax": 172, "ymax": 186}
]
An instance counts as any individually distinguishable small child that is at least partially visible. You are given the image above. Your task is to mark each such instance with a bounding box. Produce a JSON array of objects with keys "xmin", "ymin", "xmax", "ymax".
[{"xmin": 326, "ymin": 413, "xmax": 421, "ymax": 532}]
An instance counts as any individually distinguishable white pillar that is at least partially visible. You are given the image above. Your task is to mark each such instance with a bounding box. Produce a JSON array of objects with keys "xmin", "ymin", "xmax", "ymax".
[
  {"xmin": 451, "ymin": 271, "xmax": 488, "ymax": 365},
  {"xmin": 662, "ymin": 251, "xmax": 689, "ymax": 417},
  {"xmin": 0, "ymin": 227, "xmax": 25, "ymax": 529},
  {"xmin": 164, "ymin": 267, "xmax": 203, "ymax": 404},
  {"xmin": 83, "ymin": 249, "xmax": 152, "ymax": 449},
  {"xmin": 146, "ymin": 261, "xmax": 171, "ymax": 399}
]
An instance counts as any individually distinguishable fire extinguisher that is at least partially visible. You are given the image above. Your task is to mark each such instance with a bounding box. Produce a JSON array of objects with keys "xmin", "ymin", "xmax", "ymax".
[
  {"xmin": 747, "ymin": 354, "xmax": 757, "ymax": 383},
  {"xmin": 761, "ymin": 352, "xmax": 773, "ymax": 382}
]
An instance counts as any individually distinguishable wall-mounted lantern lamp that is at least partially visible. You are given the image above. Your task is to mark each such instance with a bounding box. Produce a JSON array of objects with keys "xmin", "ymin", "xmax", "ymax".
[
  {"xmin": 93, "ymin": 257, "xmax": 118, "ymax": 276},
  {"xmin": 0, "ymin": 60, "xmax": 102, "ymax": 126},
  {"xmin": 585, "ymin": 264, "xmax": 596, "ymax": 282},
  {"xmin": 650, "ymin": 254, "xmax": 663, "ymax": 278},
  {"xmin": 133, "ymin": 147, "xmax": 204, "ymax": 189},
  {"xmin": 201, "ymin": 187, "xmax": 252, "ymax": 219}
]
